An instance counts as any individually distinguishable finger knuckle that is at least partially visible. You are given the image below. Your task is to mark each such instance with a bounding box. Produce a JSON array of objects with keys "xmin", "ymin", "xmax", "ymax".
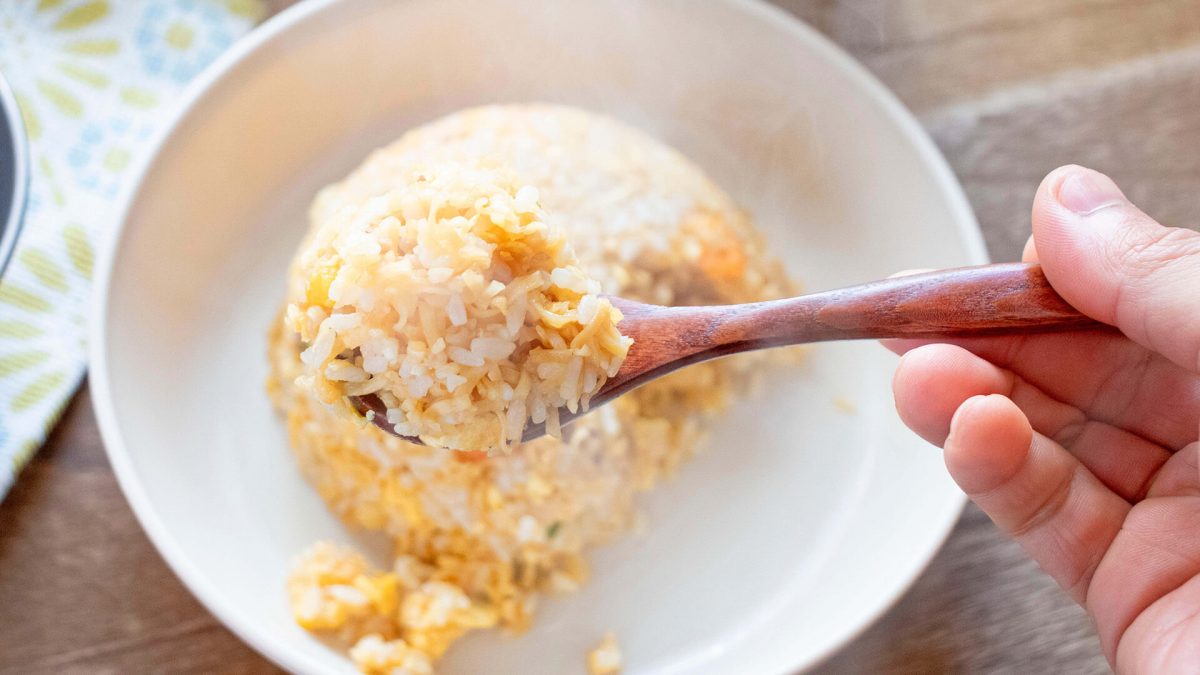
[
  {"xmin": 1115, "ymin": 225, "xmax": 1200, "ymax": 277},
  {"xmin": 1112, "ymin": 226, "xmax": 1200, "ymax": 370},
  {"xmin": 1008, "ymin": 464, "xmax": 1077, "ymax": 539}
]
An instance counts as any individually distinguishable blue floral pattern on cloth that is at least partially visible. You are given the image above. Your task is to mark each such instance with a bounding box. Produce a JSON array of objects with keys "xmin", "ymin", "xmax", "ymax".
[
  {"xmin": 0, "ymin": 0, "xmax": 262, "ymax": 497},
  {"xmin": 67, "ymin": 117, "xmax": 155, "ymax": 198},
  {"xmin": 136, "ymin": 0, "xmax": 241, "ymax": 83}
]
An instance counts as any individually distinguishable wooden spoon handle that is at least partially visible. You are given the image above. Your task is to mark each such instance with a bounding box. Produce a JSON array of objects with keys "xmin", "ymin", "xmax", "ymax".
[
  {"xmin": 755, "ymin": 262, "xmax": 1105, "ymax": 342},
  {"xmin": 613, "ymin": 262, "xmax": 1109, "ymax": 387}
]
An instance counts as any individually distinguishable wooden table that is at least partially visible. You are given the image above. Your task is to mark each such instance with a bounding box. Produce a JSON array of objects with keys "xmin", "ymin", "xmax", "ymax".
[{"xmin": 4, "ymin": 1, "xmax": 1198, "ymax": 672}]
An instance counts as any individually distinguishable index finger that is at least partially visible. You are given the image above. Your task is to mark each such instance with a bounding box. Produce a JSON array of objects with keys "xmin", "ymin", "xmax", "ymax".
[{"xmin": 885, "ymin": 330, "xmax": 1200, "ymax": 450}]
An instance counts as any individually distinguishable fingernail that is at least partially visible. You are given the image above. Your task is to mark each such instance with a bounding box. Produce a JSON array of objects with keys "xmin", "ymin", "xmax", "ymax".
[{"xmin": 1056, "ymin": 169, "xmax": 1125, "ymax": 215}]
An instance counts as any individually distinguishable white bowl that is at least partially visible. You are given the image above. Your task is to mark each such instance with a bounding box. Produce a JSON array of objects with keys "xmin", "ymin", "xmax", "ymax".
[{"xmin": 91, "ymin": 1, "xmax": 985, "ymax": 673}]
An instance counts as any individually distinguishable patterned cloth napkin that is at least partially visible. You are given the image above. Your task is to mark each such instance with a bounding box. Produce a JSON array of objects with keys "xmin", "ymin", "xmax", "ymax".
[{"xmin": 0, "ymin": 0, "xmax": 264, "ymax": 497}]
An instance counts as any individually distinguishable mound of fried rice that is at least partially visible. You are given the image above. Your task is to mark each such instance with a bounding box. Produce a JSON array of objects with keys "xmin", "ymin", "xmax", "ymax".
[{"xmin": 268, "ymin": 104, "xmax": 798, "ymax": 674}]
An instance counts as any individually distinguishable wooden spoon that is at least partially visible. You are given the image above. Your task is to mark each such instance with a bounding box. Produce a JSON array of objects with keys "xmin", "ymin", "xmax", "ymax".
[{"xmin": 350, "ymin": 262, "xmax": 1105, "ymax": 446}]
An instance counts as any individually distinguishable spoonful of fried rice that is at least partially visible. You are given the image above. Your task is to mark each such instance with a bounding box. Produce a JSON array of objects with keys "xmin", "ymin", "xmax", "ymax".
[{"xmin": 288, "ymin": 161, "xmax": 1102, "ymax": 453}]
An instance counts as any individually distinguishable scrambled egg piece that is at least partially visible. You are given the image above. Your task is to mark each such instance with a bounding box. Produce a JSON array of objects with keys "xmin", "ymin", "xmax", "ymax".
[
  {"xmin": 587, "ymin": 632, "xmax": 623, "ymax": 674},
  {"xmin": 350, "ymin": 635, "xmax": 434, "ymax": 675},
  {"xmin": 287, "ymin": 543, "xmax": 499, "ymax": 669}
]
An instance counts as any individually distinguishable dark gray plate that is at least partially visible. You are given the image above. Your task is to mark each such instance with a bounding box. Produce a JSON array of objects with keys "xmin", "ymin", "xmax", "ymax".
[{"xmin": 0, "ymin": 69, "xmax": 29, "ymax": 278}]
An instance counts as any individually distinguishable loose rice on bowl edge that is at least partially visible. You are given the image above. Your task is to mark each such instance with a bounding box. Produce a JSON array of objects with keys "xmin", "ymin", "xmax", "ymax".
[{"xmin": 268, "ymin": 104, "xmax": 800, "ymax": 674}]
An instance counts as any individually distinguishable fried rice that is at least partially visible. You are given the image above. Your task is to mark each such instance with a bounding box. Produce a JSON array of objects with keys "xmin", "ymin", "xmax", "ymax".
[
  {"xmin": 268, "ymin": 104, "xmax": 798, "ymax": 673},
  {"xmin": 284, "ymin": 161, "xmax": 630, "ymax": 452}
]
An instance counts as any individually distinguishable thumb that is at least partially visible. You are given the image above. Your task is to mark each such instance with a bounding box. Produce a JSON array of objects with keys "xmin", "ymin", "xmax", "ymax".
[{"xmin": 1032, "ymin": 165, "xmax": 1200, "ymax": 373}]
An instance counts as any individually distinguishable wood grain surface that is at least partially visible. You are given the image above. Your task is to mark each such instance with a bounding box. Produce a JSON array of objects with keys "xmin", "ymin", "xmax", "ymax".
[
  {"xmin": 606, "ymin": 264, "xmax": 1100, "ymax": 395},
  {"xmin": 5, "ymin": 1, "xmax": 1199, "ymax": 672}
]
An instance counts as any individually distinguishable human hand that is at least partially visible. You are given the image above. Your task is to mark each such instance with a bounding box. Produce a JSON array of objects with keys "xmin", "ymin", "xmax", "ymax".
[{"xmin": 889, "ymin": 165, "xmax": 1200, "ymax": 673}]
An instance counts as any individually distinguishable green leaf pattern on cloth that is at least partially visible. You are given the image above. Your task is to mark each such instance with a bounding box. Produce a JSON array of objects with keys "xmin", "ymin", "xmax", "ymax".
[{"xmin": 0, "ymin": 0, "xmax": 263, "ymax": 496}]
